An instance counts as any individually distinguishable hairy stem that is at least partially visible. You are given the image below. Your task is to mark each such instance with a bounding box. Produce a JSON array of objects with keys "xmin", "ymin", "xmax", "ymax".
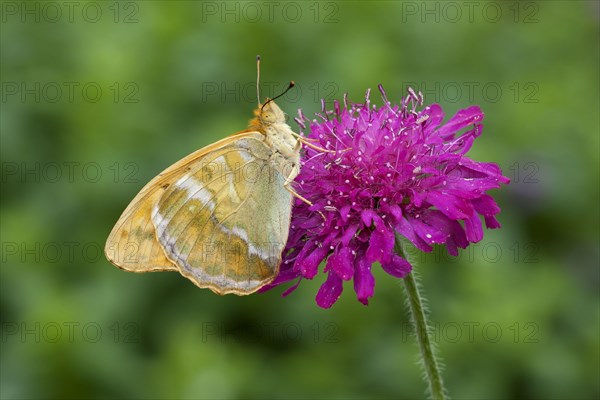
[{"xmin": 396, "ymin": 236, "xmax": 447, "ymax": 400}]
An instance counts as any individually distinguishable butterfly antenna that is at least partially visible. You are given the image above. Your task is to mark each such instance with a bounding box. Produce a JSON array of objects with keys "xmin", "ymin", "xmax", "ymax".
[
  {"xmin": 261, "ymin": 81, "xmax": 295, "ymax": 111},
  {"xmin": 256, "ymin": 55, "xmax": 261, "ymax": 107}
]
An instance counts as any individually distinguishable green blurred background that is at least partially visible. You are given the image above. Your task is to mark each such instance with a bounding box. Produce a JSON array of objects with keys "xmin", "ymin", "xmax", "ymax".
[{"xmin": 1, "ymin": 1, "xmax": 598, "ymax": 399}]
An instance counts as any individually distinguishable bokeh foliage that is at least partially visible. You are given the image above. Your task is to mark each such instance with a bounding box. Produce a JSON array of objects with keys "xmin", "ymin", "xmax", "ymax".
[{"xmin": 1, "ymin": 1, "xmax": 598, "ymax": 399}]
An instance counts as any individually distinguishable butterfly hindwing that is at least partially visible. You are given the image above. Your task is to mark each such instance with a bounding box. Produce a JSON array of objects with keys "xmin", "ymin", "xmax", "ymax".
[
  {"xmin": 151, "ymin": 133, "xmax": 293, "ymax": 295},
  {"xmin": 105, "ymin": 182, "xmax": 179, "ymax": 273}
]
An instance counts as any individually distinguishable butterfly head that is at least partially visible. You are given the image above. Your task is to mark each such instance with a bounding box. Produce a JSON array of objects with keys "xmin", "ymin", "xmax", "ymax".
[
  {"xmin": 249, "ymin": 81, "xmax": 294, "ymax": 132},
  {"xmin": 250, "ymin": 99, "xmax": 286, "ymax": 129}
]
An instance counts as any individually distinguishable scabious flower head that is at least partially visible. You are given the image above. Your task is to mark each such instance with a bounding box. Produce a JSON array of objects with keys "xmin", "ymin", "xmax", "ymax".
[{"xmin": 263, "ymin": 86, "xmax": 510, "ymax": 308}]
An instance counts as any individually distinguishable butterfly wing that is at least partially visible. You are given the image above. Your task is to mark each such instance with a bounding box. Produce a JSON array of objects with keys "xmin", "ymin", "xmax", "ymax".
[
  {"xmin": 105, "ymin": 181, "xmax": 179, "ymax": 273},
  {"xmin": 151, "ymin": 134, "xmax": 293, "ymax": 295},
  {"xmin": 105, "ymin": 131, "xmax": 261, "ymax": 274}
]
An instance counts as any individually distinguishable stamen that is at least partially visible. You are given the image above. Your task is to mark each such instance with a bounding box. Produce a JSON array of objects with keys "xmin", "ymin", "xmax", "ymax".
[
  {"xmin": 408, "ymin": 87, "xmax": 419, "ymax": 102},
  {"xmin": 294, "ymin": 117, "xmax": 306, "ymax": 130},
  {"xmin": 365, "ymin": 88, "xmax": 372, "ymax": 119},
  {"xmin": 297, "ymin": 108, "xmax": 306, "ymax": 122}
]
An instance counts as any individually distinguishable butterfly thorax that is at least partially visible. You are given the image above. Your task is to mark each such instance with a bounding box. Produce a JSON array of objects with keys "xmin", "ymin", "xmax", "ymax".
[{"xmin": 248, "ymin": 101, "xmax": 300, "ymax": 180}]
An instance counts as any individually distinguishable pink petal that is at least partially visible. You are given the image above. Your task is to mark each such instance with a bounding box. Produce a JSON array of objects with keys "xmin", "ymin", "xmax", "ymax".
[
  {"xmin": 472, "ymin": 194, "xmax": 501, "ymax": 217},
  {"xmin": 365, "ymin": 216, "xmax": 394, "ymax": 263},
  {"xmin": 483, "ymin": 215, "xmax": 501, "ymax": 229},
  {"xmin": 436, "ymin": 106, "xmax": 484, "ymax": 140},
  {"xmin": 395, "ymin": 216, "xmax": 433, "ymax": 252},
  {"xmin": 464, "ymin": 212, "xmax": 484, "ymax": 242},
  {"xmin": 426, "ymin": 190, "xmax": 473, "ymax": 220},
  {"xmin": 421, "ymin": 209, "xmax": 468, "ymax": 252},
  {"xmin": 353, "ymin": 257, "xmax": 375, "ymax": 305},
  {"xmin": 361, "ymin": 209, "xmax": 377, "ymax": 227},
  {"xmin": 340, "ymin": 204, "xmax": 352, "ymax": 222},
  {"xmin": 316, "ymin": 272, "xmax": 343, "ymax": 309},
  {"xmin": 282, "ymin": 278, "xmax": 302, "ymax": 296},
  {"xmin": 407, "ymin": 215, "xmax": 449, "ymax": 245},
  {"xmin": 381, "ymin": 254, "xmax": 412, "ymax": 278},
  {"xmin": 341, "ymin": 224, "xmax": 359, "ymax": 246},
  {"xmin": 423, "ymin": 104, "xmax": 445, "ymax": 136},
  {"xmin": 297, "ymin": 243, "xmax": 329, "ymax": 279},
  {"xmin": 326, "ymin": 246, "xmax": 354, "ymax": 280}
]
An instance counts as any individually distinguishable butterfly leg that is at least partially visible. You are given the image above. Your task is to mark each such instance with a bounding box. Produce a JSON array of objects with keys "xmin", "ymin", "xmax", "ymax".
[
  {"xmin": 283, "ymin": 164, "xmax": 312, "ymax": 206},
  {"xmin": 290, "ymin": 132, "xmax": 335, "ymax": 153}
]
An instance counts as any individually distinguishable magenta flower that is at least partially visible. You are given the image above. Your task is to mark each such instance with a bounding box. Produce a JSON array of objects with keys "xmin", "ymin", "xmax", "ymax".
[{"xmin": 263, "ymin": 86, "xmax": 510, "ymax": 308}]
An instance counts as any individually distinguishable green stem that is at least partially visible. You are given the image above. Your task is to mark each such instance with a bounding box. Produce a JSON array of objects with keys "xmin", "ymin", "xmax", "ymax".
[{"xmin": 396, "ymin": 237, "xmax": 447, "ymax": 400}]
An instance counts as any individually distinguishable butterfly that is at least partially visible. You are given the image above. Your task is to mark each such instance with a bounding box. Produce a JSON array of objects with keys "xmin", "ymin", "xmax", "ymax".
[{"xmin": 105, "ymin": 56, "xmax": 321, "ymax": 295}]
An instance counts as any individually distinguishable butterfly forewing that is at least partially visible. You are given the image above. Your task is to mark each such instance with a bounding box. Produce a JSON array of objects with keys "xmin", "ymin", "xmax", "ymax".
[
  {"xmin": 151, "ymin": 133, "xmax": 293, "ymax": 295},
  {"xmin": 105, "ymin": 132, "xmax": 262, "ymax": 274}
]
